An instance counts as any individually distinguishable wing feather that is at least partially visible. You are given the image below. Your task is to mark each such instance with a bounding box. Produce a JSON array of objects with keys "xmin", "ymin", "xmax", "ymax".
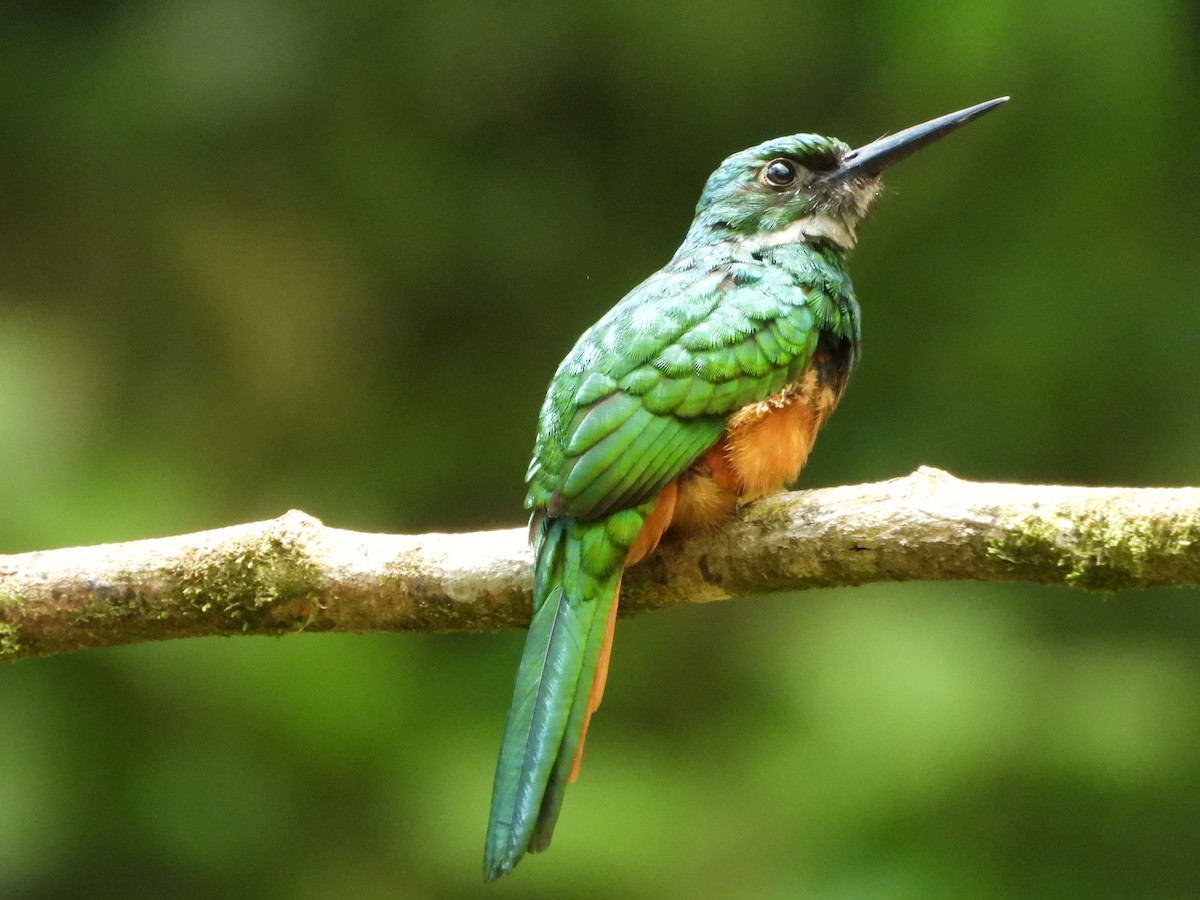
[{"xmin": 526, "ymin": 254, "xmax": 851, "ymax": 520}]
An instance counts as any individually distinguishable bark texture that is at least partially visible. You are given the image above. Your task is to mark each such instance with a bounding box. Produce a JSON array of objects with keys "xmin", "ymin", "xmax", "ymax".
[{"xmin": 3, "ymin": 467, "xmax": 1199, "ymax": 663}]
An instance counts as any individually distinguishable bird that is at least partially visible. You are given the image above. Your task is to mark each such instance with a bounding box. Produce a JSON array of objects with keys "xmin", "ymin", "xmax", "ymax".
[{"xmin": 483, "ymin": 97, "xmax": 1008, "ymax": 881}]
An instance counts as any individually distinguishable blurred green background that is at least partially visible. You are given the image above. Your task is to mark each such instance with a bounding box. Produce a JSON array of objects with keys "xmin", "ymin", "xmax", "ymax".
[{"xmin": 3, "ymin": 1, "xmax": 1200, "ymax": 897}]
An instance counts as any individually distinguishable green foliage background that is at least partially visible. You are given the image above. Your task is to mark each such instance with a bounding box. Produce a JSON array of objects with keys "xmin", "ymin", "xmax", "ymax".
[{"xmin": 3, "ymin": 2, "xmax": 1200, "ymax": 897}]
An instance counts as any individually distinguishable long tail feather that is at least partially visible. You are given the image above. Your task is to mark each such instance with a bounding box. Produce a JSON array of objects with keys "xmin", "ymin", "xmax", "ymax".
[
  {"xmin": 482, "ymin": 515, "xmax": 627, "ymax": 881},
  {"xmin": 569, "ymin": 581, "xmax": 620, "ymax": 784},
  {"xmin": 484, "ymin": 486, "xmax": 677, "ymax": 881},
  {"xmin": 529, "ymin": 571, "xmax": 619, "ymax": 852}
]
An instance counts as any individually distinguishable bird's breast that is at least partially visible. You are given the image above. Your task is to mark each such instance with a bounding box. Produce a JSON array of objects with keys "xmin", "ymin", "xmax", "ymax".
[{"xmin": 669, "ymin": 338, "xmax": 852, "ymax": 533}]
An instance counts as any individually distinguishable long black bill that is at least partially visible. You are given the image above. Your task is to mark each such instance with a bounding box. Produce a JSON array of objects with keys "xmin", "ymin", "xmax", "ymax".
[{"xmin": 830, "ymin": 96, "xmax": 1009, "ymax": 180}]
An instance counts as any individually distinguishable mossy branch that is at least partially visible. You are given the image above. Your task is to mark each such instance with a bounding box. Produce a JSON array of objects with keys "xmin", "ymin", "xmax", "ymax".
[{"xmin": 2, "ymin": 466, "xmax": 1199, "ymax": 664}]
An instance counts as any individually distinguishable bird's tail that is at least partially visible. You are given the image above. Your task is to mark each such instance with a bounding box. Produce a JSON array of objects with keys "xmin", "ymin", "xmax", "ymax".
[{"xmin": 483, "ymin": 504, "xmax": 651, "ymax": 882}]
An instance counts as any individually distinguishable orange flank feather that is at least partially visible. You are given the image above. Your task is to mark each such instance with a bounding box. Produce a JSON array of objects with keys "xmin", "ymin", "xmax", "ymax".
[
  {"xmin": 671, "ymin": 444, "xmax": 738, "ymax": 532},
  {"xmin": 725, "ymin": 394, "xmax": 818, "ymax": 499},
  {"xmin": 674, "ymin": 357, "xmax": 842, "ymax": 532},
  {"xmin": 567, "ymin": 482, "xmax": 678, "ymax": 784},
  {"xmin": 625, "ymin": 481, "xmax": 679, "ymax": 567}
]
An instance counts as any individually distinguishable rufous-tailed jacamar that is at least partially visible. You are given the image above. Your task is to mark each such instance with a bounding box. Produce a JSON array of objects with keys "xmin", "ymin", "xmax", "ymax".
[{"xmin": 484, "ymin": 97, "xmax": 1009, "ymax": 881}]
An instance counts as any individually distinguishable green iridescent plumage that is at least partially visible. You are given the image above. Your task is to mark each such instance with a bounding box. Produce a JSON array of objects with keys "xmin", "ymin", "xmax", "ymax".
[
  {"xmin": 527, "ymin": 241, "xmax": 858, "ymax": 522},
  {"xmin": 484, "ymin": 98, "xmax": 1008, "ymax": 881},
  {"xmin": 485, "ymin": 134, "xmax": 862, "ymax": 883}
]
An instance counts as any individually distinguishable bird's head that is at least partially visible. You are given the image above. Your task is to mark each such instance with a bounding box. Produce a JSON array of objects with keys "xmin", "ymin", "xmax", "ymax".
[{"xmin": 691, "ymin": 97, "xmax": 1008, "ymax": 252}]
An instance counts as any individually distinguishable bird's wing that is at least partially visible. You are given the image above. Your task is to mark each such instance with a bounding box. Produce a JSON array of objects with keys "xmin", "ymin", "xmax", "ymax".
[{"xmin": 526, "ymin": 260, "xmax": 832, "ymax": 521}]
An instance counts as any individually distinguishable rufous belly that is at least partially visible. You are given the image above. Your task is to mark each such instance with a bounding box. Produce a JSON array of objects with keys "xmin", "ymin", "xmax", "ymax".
[{"xmin": 670, "ymin": 364, "xmax": 841, "ymax": 534}]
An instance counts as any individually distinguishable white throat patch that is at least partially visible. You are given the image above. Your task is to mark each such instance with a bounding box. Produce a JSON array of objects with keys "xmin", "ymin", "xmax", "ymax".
[{"xmin": 746, "ymin": 211, "xmax": 859, "ymax": 252}]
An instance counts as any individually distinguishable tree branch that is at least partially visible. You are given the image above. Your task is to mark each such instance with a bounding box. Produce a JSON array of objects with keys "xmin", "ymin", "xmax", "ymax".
[{"xmin": 3, "ymin": 467, "xmax": 1199, "ymax": 664}]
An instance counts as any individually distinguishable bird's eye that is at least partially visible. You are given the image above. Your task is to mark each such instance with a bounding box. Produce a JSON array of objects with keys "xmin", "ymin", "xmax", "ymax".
[{"xmin": 761, "ymin": 159, "xmax": 797, "ymax": 188}]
